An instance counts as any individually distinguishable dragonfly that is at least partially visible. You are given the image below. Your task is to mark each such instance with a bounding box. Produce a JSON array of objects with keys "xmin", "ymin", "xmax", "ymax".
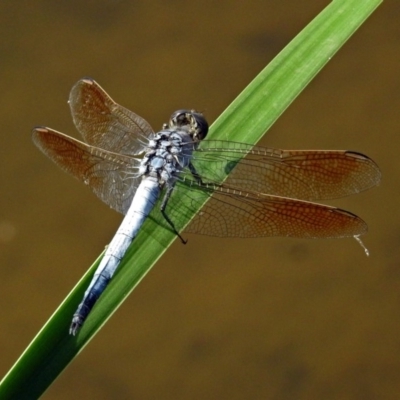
[{"xmin": 32, "ymin": 78, "xmax": 381, "ymax": 335}]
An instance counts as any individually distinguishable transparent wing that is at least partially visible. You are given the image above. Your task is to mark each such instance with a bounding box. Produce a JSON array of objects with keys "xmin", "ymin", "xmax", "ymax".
[
  {"xmin": 69, "ymin": 78, "xmax": 154, "ymax": 156},
  {"xmin": 164, "ymin": 181, "xmax": 368, "ymax": 239},
  {"xmin": 158, "ymin": 140, "xmax": 381, "ymax": 238},
  {"xmin": 32, "ymin": 127, "xmax": 141, "ymax": 214},
  {"xmin": 192, "ymin": 140, "xmax": 381, "ymax": 201}
]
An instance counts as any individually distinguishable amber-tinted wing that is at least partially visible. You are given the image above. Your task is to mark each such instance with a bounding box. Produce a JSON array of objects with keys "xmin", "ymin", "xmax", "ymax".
[
  {"xmin": 69, "ymin": 78, "xmax": 154, "ymax": 156},
  {"xmin": 32, "ymin": 127, "xmax": 141, "ymax": 214},
  {"xmin": 164, "ymin": 140, "xmax": 381, "ymax": 238},
  {"xmin": 164, "ymin": 182, "xmax": 368, "ymax": 239},
  {"xmin": 192, "ymin": 140, "xmax": 381, "ymax": 201}
]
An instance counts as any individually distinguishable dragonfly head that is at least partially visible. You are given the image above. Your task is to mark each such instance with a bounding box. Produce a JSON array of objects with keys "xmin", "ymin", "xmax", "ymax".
[{"xmin": 169, "ymin": 110, "xmax": 208, "ymax": 142}]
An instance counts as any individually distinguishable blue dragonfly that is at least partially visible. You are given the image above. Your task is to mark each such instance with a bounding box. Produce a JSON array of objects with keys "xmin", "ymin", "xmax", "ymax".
[{"xmin": 32, "ymin": 78, "xmax": 381, "ymax": 335}]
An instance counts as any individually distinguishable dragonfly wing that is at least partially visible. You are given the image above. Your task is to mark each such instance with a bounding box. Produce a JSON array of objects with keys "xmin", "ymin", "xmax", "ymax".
[
  {"xmin": 167, "ymin": 182, "xmax": 367, "ymax": 239},
  {"xmin": 193, "ymin": 141, "xmax": 381, "ymax": 201},
  {"xmin": 32, "ymin": 127, "xmax": 141, "ymax": 214},
  {"xmin": 69, "ymin": 78, "xmax": 154, "ymax": 156}
]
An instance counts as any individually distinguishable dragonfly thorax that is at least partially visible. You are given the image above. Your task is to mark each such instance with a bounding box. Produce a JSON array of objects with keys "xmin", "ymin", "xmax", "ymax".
[{"xmin": 139, "ymin": 129, "xmax": 196, "ymax": 185}]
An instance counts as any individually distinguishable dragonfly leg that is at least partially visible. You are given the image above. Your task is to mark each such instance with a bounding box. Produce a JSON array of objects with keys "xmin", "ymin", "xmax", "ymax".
[
  {"xmin": 160, "ymin": 185, "xmax": 187, "ymax": 244},
  {"xmin": 188, "ymin": 162, "xmax": 204, "ymax": 185}
]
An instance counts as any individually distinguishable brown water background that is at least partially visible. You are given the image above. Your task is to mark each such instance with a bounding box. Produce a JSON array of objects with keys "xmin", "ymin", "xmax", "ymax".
[{"xmin": 0, "ymin": 1, "xmax": 399, "ymax": 399}]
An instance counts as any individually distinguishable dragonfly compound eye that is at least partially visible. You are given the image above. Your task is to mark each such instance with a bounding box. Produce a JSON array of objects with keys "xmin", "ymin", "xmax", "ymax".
[
  {"xmin": 169, "ymin": 110, "xmax": 191, "ymax": 128},
  {"xmin": 191, "ymin": 111, "xmax": 209, "ymax": 141},
  {"xmin": 169, "ymin": 110, "xmax": 209, "ymax": 141}
]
